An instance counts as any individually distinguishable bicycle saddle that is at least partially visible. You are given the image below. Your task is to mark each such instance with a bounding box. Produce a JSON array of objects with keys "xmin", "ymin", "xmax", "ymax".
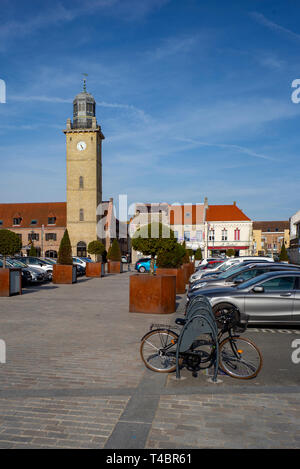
[{"xmin": 175, "ymin": 318, "xmax": 187, "ymax": 326}]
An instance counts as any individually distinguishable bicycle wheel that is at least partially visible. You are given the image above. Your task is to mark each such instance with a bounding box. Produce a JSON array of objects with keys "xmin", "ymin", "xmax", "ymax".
[
  {"xmin": 140, "ymin": 329, "xmax": 178, "ymax": 373},
  {"xmin": 219, "ymin": 336, "xmax": 263, "ymax": 379}
]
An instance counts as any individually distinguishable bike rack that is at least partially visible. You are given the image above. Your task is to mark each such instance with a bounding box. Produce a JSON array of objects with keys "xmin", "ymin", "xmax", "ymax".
[{"xmin": 176, "ymin": 295, "xmax": 219, "ymax": 382}]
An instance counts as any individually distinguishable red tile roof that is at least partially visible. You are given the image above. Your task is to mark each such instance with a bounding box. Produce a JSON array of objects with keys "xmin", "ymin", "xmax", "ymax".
[
  {"xmin": 0, "ymin": 202, "xmax": 66, "ymax": 228},
  {"xmin": 206, "ymin": 204, "xmax": 250, "ymax": 222}
]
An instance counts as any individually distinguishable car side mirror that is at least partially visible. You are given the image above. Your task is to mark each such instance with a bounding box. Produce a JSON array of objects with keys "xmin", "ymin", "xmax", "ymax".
[
  {"xmin": 253, "ymin": 286, "xmax": 264, "ymax": 293},
  {"xmin": 234, "ymin": 278, "xmax": 244, "ymax": 284}
]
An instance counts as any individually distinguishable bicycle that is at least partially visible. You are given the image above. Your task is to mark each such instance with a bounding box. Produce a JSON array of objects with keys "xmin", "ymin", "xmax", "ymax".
[{"xmin": 140, "ymin": 306, "xmax": 263, "ymax": 380}]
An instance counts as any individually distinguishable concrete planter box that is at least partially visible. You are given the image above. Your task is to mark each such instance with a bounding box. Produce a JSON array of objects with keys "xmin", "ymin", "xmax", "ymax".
[
  {"xmin": 129, "ymin": 274, "xmax": 176, "ymax": 314},
  {"xmin": 0, "ymin": 268, "xmax": 22, "ymax": 297},
  {"xmin": 85, "ymin": 262, "xmax": 104, "ymax": 277},
  {"xmin": 107, "ymin": 261, "xmax": 123, "ymax": 274},
  {"xmin": 156, "ymin": 267, "xmax": 186, "ymax": 294},
  {"xmin": 53, "ymin": 264, "xmax": 77, "ymax": 284}
]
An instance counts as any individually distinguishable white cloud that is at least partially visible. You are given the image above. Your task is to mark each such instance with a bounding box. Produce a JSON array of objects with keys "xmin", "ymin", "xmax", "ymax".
[{"xmin": 250, "ymin": 12, "xmax": 300, "ymax": 41}]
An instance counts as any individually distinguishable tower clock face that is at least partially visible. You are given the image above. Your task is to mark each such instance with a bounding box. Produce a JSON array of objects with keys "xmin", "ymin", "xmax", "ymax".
[{"xmin": 77, "ymin": 141, "xmax": 87, "ymax": 151}]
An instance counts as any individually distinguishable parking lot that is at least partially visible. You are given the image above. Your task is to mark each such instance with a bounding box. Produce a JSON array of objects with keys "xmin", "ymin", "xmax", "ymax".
[{"xmin": 0, "ymin": 272, "xmax": 299, "ymax": 448}]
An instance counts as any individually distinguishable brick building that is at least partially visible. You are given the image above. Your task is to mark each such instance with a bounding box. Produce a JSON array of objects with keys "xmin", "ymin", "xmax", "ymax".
[{"xmin": 252, "ymin": 221, "xmax": 289, "ymax": 257}]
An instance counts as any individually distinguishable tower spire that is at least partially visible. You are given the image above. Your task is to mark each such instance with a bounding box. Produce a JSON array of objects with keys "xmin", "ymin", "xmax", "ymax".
[{"xmin": 82, "ymin": 73, "xmax": 88, "ymax": 92}]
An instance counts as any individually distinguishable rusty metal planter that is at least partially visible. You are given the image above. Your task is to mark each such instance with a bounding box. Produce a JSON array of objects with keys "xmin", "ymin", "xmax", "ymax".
[{"xmin": 129, "ymin": 274, "xmax": 176, "ymax": 314}]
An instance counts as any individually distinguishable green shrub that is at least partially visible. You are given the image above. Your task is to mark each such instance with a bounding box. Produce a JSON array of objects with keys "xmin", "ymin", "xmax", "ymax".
[
  {"xmin": 226, "ymin": 249, "xmax": 236, "ymax": 257},
  {"xmin": 0, "ymin": 229, "xmax": 22, "ymax": 267},
  {"xmin": 29, "ymin": 243, "xmax": 37, "ymax": 257},
  {"xmin": 88, "ymin": 240, "xmax": 105, "ymax": 260},
  {"xmin": 132, "ymin": 222, "xmax": 177, "ymax": 274},
  {"xmin": 107, "ymin": 239, "xmax": 121, "ymax": 261},
  {"xmin": 194, "ymin": 248, "xmax": 203, "ymax": 260},
  {"xmin": 57, "ymin": 229, "xmax": 73, "ymax": 265},
  {"xmin": 279, "ymin": 242, "xmax": 289, "ymax": 262},
  {"xmin": 156, "ymin": 243, "xmax": 186, "ymax": 268}
]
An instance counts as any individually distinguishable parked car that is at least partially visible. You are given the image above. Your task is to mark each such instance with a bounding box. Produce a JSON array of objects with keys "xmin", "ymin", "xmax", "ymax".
[
  {"xmin": 18, "ymin": 257, "xmax": 53, "ymax": 281},
  {"xmin": 75, "ymin": 264, "xmax": 86, "ymax": 276},
  {"xmin": 121, "ymin": 255, "xmax": 127, "ymax": 263},
  {"xmin": 188, "ymin": 262, "xmax": 300, "ymax": 299},
  {"xmin": 72, "ymin": 257, "xmax": 91, "ymax": 268},
  {"xmin": 135, "ymin": 258, "xmax": 157, "ymax": 273},
  {"xmin": 134, "ymin": 257, "xmax": 151, "ymax": 270},
  {"xmin": 7, "ymin": 258, "xmax": 46, "ymax": 284},
  {"xmin": 189, "ymin": 256, "xmax": 274, "ymax": 284},
  {"xmin": 192, "ymin": 271, "xmax": 300, "ymax": 325},
  {"xmin": 0, "ymin": 258, "xmax": 32, "ymax": 286}
]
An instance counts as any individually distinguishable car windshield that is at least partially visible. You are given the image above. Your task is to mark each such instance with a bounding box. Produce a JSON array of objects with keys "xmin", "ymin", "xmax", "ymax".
[
  {"xmin": 217, "ymin": 261, "xmax": 239, "ymax": 272},
  {"xmin": 218, "ymin": 264, "xmax": 249, "ymax": 279},
  {"xmin": 10, "ymin": 259, "xmax": 27, "ymax": 267}
]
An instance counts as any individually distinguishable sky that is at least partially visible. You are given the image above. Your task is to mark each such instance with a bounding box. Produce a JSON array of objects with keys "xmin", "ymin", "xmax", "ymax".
[{"xmin": 0, "ymin": 0, "xmax": 300, "ymax": 220}]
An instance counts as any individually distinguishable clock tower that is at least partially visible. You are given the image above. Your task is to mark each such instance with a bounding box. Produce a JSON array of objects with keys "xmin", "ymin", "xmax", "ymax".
[{"xmin": 63, "ymin": 83, "xmax": 105, "ymax": 256}]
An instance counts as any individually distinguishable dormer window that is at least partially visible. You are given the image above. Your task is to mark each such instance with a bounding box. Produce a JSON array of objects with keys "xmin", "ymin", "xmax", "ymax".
[
  {"xmin": 48, "ymin": 216, "xmax": 56, "ymax": 225},
  {"xmin": 31, "ymin": 219, "xmax": 37, "ymax": 225},
  {"xmin": 13, "ymin": 217, "xmax": 22, "ymax": 226}
]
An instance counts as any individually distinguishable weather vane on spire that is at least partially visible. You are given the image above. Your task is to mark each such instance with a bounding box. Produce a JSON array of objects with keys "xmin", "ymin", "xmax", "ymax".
[{"xmin": 82, "ymin": 73, "xmax": 88, "ymax": 92}]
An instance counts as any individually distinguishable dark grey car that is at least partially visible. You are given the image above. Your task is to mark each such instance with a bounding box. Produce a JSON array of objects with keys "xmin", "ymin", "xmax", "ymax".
[
  {"xmin": 188, "ymin": 262, "xmax": 300, "ymax": 298},
  {"xmin": 191, "ymin": 271, "xmax": 300, "ymax": 325}
]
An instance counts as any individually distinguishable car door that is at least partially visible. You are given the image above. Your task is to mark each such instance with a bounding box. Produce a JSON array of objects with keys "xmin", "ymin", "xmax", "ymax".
[
  {"xmin": 244, "ymin": 275, "xmax": 296, "ymax": 323},
  {"xmin": 292, "ymin": 276, "xmax": 300, "ymax": 323}
]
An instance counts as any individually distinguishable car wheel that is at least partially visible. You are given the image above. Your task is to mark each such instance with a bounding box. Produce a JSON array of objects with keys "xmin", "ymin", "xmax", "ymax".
[
  {"xmin": 212, "ymin": 302, "xmax": 240, "ymax": 328},
  {"xmin": 139, "ymin": 266, "xmax": 146, "ymax": 273}
]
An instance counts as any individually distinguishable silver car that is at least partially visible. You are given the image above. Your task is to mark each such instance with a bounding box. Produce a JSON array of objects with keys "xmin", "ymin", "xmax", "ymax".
[
  {"xmin": 188, "ymin": 262, "xmax": 300, "ymax": 296},
  {"xmin": 195, "ymin": 271, "xmax": 300, "ymax": 325}
]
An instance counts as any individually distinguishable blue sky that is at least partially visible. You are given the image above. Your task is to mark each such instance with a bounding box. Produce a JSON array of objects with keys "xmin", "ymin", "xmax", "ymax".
[{"xmin": 0, "ymin": 0, "xmax": 300, "ymax": 220}]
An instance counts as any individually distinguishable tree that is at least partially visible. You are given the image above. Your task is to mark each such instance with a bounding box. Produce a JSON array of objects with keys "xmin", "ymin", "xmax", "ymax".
[
  {"xmin": 57, "ymin": 229, "xmax": 73, "ymax": 265},
  {"xmin": 279, "ymin": 241, "xmax": 289, "ymax": 262},
  {"xmin": 182, "ymin": 241, "xmax": 190, "ymax": 264},
  {"xmin": 88, "ymin": 240, "xmax": 105, "ymax": 261},
  {"xmin": 156, "ymin": 242, "xmax": 186, "ymax": 268},
  {"xmin": 132, "ymin": 222, "xmax": 177, "ymax": 274},
  {"xmin": 0, "ymin": 229, "xmax": 22, "ymax": 268},
  {"xmin": 226, "ymin": 249, "xmax": 236, "ymax": 257},
  {"xmin": 107, "ymin": 239, "xmax": 121, "ymax": 262},
  {"xmin": 29, "ymin": 242, "xmax": 37, "ymax": 257},
  {"xmin": 194, "ymin": 248, "xmax": 203, "ymax": 261}
]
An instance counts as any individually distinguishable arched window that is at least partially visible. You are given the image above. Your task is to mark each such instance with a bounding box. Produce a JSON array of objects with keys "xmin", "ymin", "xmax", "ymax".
[
  {"xmin": 79, "ymin": 209, "xmax": 84, "ymax": 222},
  {"xmin": 77, "ymin": 241, "xmax": 87, "ymax": 257},
  {"xmin": 79, "ymin": 176, "xmax": 84, "ymax": 189}
]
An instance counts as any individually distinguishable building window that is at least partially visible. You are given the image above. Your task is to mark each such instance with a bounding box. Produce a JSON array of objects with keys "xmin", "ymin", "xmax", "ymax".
[
  {"xmin": 196, "ymin": 231, "xmax": 202, "ymax": 241},
  {"xmin": 222, "ymin": 229, "xmax": 228, "ymax": 241},
  {"xmin": 30, "ymin": 219, "xmax": 37, "ymax": 225},
  {"xmin": 79, "ymin": 176, "xmax": 84, "ymax": 189},
  {"xmin": 184, "ymin": 231, "xmax": 190, "ymax": 241},
  {"xmin": 79, "ymin": 209, "xmax": 84, "ymax": 221},
  {"xmin": 45, "ymin": 250, "xmax": 57, "ymax": 259},
  {"xmin": 48, "ymin": 216, "xmax": 56, "ymax": 225},
  {"xmin": 45, "ymin": 233, "xmax": 57, "ymax": 241},
  {"xmin": 208, "ymin": 230, "xmax": 215, "ymax": 241},
  {"xmin": 0, "ymin": 220, "xmax": 3, "ymax": 226},
  {"xmin": 234, "ymin": 228, "xmax": 240, "ymax": 241},
  {"xmin": 28, "ymin": 233, "xmax": 39, "ymax": 241},
  {"xmin": 13, "ymin": 217, "xmax": 22, "ymax": 226},
  {"xmin": 77, "ymin": 241, "xmax": 87, "ymax": 257}
]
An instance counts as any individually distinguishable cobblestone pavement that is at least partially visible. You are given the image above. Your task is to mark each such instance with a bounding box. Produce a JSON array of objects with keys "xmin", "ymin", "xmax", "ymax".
[{"xmin": 0, "ymin": 272, "xmax": 299, "ymax": 449}]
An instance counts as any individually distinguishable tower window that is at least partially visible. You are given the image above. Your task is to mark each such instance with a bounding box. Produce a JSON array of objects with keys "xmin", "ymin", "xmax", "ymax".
[
  {"xmin": 79, "ymin": 209, "xmax": 84, "ymax": 221},
  {"xmin": 79, "ymin": 176, "xmax": 84, "ymax": 189}
]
